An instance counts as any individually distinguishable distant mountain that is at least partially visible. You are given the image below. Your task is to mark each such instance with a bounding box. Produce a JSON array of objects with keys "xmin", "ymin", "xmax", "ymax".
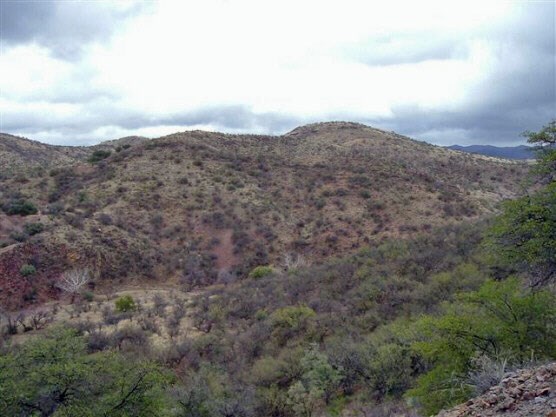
[{"xmin": 447, "ymin": 144, "xmax": 534, "ymax": 160}]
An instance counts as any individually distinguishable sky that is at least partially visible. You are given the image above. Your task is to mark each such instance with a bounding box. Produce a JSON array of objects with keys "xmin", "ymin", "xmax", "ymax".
[{"xmin": 0, "ymin": 0, "xmax": 554, "ymax": 146}]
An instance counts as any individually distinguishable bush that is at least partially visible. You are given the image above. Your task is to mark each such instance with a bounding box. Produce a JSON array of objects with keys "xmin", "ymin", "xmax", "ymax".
[
  {"xmin": 10, "ymin": 231, "xmax": 27, "ymax": 242},
  {"xmin": 88, "ymin": 150, "xmax": 111, "ymax": 163},
  {"xmin": 20, "ymin": 264, "xmax": 37, "ymax": 276},
  {"xmin": 82, "ymin": 291, "xmax": 94, "ymax": 302},
  {"xmin": 115, "ymin": 295, "xmax": 136, "ymax": 312},
  {"xmin": 2, "ymin": 199, "xmax": 38, "ymax": 216},
  {"xmin": 248, "ymin": 265, "xmax": 275, "ymax": 279},
  {"xmin": 23, "ymin": 222, "xmax": 44, "ymax": 235},
  {"xmin": 271, "ymin": 305, "xmax": 316, "ymax": 331}
]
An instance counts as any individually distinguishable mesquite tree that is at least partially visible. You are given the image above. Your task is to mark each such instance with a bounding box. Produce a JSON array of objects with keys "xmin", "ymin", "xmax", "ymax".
[{"xmin": 56, "ymin": 269, "xmax": 90, "ymax": 303}]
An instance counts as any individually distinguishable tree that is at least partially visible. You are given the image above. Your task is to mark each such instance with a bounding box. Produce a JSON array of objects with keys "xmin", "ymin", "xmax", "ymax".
[
  {"xmin": 287, "ymin": 344, "xmax": 342, "ymax": 416},
  {"xmin": 0, "ymin": 328, "xmax": 173, "ymax": 417},
  {"xmin": 488, "ymin": 120, "xmax": 556, "ymax": 287},
  {"xmin": 407, "ymin": 278, "xmax": 556, "ymax": 414},
  {"xmin": 488, "ymin": 184, "xmax": 556, "ymax": 287},
  {"xmin": 522, "ymin": 119, "xmax": 556, "ymax": 183},
  {"xmin": 56, "ymin": 269, "xmax": 90, "ymax": 303}
]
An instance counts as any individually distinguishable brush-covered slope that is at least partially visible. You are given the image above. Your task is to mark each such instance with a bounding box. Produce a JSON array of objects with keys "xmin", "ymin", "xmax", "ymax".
[
  {"xmin": 0, "ymin": 122, "xmax": 529, "ymax": 309},
  {"xmin": 0, "ymin": 133, "xmax": 89, "ymax": 177},
  {"xmin": 447, "ymin": 144, "xmax": 535, "ymax": 160}
]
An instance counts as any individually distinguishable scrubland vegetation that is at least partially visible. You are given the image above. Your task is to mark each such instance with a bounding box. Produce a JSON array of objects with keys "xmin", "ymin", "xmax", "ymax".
[{"xmin": 0, "ymin": 121, "xmax": 554, "ymax": 416}]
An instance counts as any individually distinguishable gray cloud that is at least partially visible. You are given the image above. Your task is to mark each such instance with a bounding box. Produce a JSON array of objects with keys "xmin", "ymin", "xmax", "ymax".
[
  {"xmin": 5, "ymin": 103, "xmax": 303, "ymax": 145},
  {"xmin": 1, "ymin": 2, "xmax": 554, "ymax": 147},
  {"xmin": 350, "ymin": 3, "xmax": 556, "ymax": 145},
  {"xmin": 0, "ymin": 1, "xmax": 149, "ymax": 59},
  {"xmin": 348, "ymin": 35, "xmax": 461, "ymax": 66}
]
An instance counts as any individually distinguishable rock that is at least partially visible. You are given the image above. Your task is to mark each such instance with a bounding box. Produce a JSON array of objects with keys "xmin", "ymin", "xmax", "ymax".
[
  {"xmin": 508, "ymin": 388, "xmax": 522, "ymax": 398},
  {"xmin": 523, "ymin": 391, "xmax": 535, "ymax": 401},
  {"xmin": 497, "ymin": 398, "xmax": 515, "ymax": 411},
  {"xmin": 433, "ymin": 362, "xmax": 556, "ymax": 417}
]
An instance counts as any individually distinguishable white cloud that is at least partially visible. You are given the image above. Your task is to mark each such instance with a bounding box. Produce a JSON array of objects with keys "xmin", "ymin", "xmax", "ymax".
[{"xmin": 0, "ymin": 0, "xmax": 553, "ymax": 145}]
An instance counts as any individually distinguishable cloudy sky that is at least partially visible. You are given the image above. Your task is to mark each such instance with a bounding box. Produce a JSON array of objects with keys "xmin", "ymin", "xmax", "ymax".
[{"xmin": 0, "ymin": 0, "xmax": 554, "ymax": 146}]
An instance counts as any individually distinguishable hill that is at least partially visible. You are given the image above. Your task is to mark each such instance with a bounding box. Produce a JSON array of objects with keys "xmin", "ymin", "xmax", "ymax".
[
  {"xmin": 0, "ymin": 122, "xmax": 529, "ymax": 310},
  {"xmin": 447, "ymin": 144, "xmax": 534, "ymax": 160},
  {"xmin": 0, "ymin": 133, "xmax": 89, "ymax": 177}
]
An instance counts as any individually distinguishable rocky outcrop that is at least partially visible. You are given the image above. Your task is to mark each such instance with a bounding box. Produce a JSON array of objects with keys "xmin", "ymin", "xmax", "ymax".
[{"xmin": 437, "ymin": 363, "xmax": 556, "ymax": 417}]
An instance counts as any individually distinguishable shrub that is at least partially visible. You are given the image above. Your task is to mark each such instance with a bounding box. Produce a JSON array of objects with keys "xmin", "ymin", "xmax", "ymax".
[
  {"xmin": 23, "ymin": 222, "xmax": 44, "ymax": 235},
  {"xmin": 20, "ymin": 264, "xmax": 37, "ymax": 276},
  {"xmin": 10, "ymin": 231, "xmax": 27, "ymax": 242},
  {"xmin": 271, "ymin": 305, "xmax": 316, "ymax": 331},
  {"xmin": 2, "ymin": 199, "xmax": 38, "ymax": 216},
  {"xmin": 82, "ymin": 291, "xmax": 94, "ymax": 302},
  {"xmin": 88, "ymin": 150, "xmax": 111, "ymax": 163},
  {"xmin": 249, "ymin": 265, "xmax": 275, "ymax": 279},
  {"xmin": 250, "ymin": 356, "xmax": 290, "ymax": 387},
  {"xmin": 97, "ymin": 213, "xmax": 113, "ymax": 225},
  {"xmin": 115, "ymin": 295, "xmax": 136, "ymax": 312}
]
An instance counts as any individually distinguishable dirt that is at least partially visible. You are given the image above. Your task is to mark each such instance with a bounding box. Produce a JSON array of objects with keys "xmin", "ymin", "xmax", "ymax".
[{"xmin": 211, "ymin": 228, "xmax": 239, "ymax": 271}]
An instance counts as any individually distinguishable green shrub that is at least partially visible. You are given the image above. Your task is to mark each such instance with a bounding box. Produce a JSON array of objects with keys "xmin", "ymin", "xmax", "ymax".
[
  {"xmin": 254, "ymin": 309, "xmax": 269, "ymax": 321},
  {"xmin": 88, "ymin": 150, "xmax": 111, "ymax": 163},
  {"xmin": 2, "ymin": 199, "xmax": 38, "ymax": 216},
  {"xmin": 115, "ymin": 295, "xmax": 136, "ymax": 312},
  {"xmin": 286, "ymin": 344, "xmax": 342, "ymax": 413},
  {"xmin": 271, "ymin": 305, "xmax": 316, "ymax": 330},
  {"xmin": 249, "ymin": 265, "xmax": 275, "ymax": 279},
  {"xmin": 10, "ymin": 231, "xmax": 28, "ymax": 242},
  {"xmin": 250, "ymin": 356, "xmax": 290, "ymax": 387},
  {"xmin": 20, "ymin": 264, "xmax": 37, "ymax": 276},
  {"xmin": 24, "ymin": 222, "xmax": 44, "ymax": 235},
  {"xmin": 83, "ymin": 291, "xmax": 94, "ymax": 302}
]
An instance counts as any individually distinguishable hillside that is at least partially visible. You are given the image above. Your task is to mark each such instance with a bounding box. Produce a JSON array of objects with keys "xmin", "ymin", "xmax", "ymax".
[
  {"xmin": 447, "ymin": 144, "xmax": 535, "ymax": 160},
  {"xmin": 0, "ymin": 133, "xmax": 89, "ymax": 177},
  {"xmin": 0, "ymin": 122, "xmax": 529, "ymax": 310}
]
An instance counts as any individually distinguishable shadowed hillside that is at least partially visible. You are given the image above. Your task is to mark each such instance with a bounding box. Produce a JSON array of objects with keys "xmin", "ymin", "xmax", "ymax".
[{"xmin": 0, "ymin": 122, "xmax": 528, "ymax": 309}]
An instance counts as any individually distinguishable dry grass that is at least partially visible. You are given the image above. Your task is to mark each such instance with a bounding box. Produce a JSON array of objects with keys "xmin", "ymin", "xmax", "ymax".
[{"xmin": 7, "ymin": 286, "xmax": 203, "ymax": 348}]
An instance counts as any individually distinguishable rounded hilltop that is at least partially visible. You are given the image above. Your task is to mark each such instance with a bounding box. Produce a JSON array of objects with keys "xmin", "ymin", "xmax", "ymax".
[{"xmin": 285, "ymin": 121, "xmax": 375, "ymax": 137}]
